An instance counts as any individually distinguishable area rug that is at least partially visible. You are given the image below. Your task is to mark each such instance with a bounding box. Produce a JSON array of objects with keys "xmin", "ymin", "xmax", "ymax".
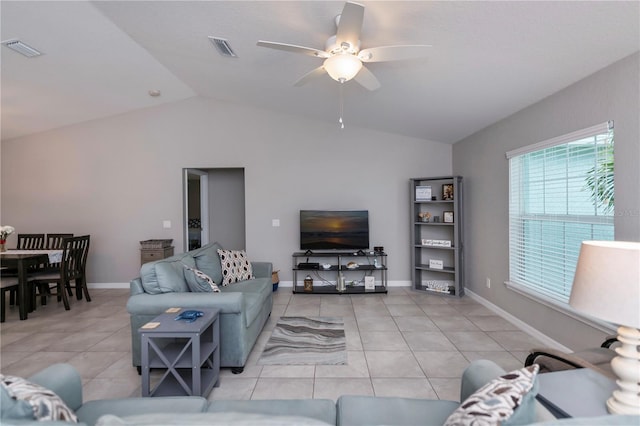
[{"xmin": 258, "ymin": 316, "xmax": 347, "ymax": 365}]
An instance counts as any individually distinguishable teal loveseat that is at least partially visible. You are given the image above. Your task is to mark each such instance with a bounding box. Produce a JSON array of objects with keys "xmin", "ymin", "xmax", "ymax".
[
  {"xmin": 126, "ymin": 242, "xmax": 273, "ymax": 373},
  {"xmin": 3, "ymin": 361, "xmax": 639, "ymax": 425}
]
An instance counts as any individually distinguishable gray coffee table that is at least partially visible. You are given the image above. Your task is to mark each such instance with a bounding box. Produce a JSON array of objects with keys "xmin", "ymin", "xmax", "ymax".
[{"xmin": 139, "ymin": 308, "xmax": 220, "ymax": 397}]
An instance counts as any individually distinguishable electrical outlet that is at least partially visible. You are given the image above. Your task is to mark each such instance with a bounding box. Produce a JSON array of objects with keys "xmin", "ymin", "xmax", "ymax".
[{"xmin": 486, "ymin": 278, "xmax": 491, "ymax": 289}]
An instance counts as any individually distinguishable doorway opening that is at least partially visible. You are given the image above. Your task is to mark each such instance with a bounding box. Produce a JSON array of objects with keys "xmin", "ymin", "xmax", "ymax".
[{"xmin": 183, "ymin": 168, "xmax": 245, "ymax": 252}]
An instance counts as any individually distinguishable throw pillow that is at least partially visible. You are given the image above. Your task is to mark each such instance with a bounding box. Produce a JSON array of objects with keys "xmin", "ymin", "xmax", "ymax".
[
  {"xmin": 183, "ymin": 265, "xmax": 220, "ymax": 292},
  {"xmin": 443, "ymin": 364, "xmax": 539, "ymax": 426},
  {"xmin": 0, "ymin": 374, "xmax": 78, "ymax": 423},
  {"xmin": 217, "ymin": 249, "xmax": 254, "ymax": 286}
]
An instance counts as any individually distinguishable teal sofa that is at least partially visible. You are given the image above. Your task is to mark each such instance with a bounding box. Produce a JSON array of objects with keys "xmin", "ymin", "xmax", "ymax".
[
  {"xmin": 3, "ymin": 361, "xmax": 639, "ymax": 426},
  {"xmin": 126, "ymin": 242, "xmax": 273, "ymax": 373}
]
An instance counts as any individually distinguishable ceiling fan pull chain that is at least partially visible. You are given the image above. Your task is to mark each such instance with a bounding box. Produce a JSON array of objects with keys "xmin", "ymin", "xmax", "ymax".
[{"xmin": 338, "ymin": 82, "xmax": 345, "ymax": 129}]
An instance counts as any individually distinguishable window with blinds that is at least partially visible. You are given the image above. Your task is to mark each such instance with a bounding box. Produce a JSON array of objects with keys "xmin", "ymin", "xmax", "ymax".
[{"xmin": 507, "ymin": 122, "xmax": 614, "ymax": 304}]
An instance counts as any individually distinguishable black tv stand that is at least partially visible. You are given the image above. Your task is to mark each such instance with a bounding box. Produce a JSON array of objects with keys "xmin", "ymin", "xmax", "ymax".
[{"xmin": 292, "ymin": 251, "xmax": 387, "ymax": 295}]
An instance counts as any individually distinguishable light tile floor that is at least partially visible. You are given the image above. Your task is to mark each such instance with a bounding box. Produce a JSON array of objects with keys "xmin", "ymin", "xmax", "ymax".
[{"xmin": 0, "ymin": 287, "xmax": 544, "ymax": 402}]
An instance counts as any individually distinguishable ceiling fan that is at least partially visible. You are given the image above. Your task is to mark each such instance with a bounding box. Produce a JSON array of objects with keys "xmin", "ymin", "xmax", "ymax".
[{"xmin": 257, "ymin": 1, "xmax": 431, "ymax": 91}]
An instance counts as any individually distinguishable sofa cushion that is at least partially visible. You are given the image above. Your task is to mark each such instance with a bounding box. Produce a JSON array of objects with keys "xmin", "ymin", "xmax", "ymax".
[
  {"xmin": 76, "ymin": 397, "xmax": 208, "ymax": 426},
  {"xmin": 217, "ymin": 249, "xmax": 253, "ymax": 286},
  {"xmin": 139, "ymin": 256, "xmax": 194, "ymax": 294},
  {"xmin": 96, "ymin": 412, "xmax": 332, "ymax": 425},
  {"xmin": 337, "ymin": 395, "xmax": 459, "ymax": 426},
  {"xmin": 221, "ymin": 277, "xmax": 271, "ymax": 326},
  {"xmin": 444, "ymin": 364, "xmax": 539, "ymax": 426},
  {"xmin": 207, "ymin": 399, "xmax": 337, "ymax": 425},
  {"xmin": 191, "ymin": 242, "xmax": 224, "ymax": 285},
  {"xmin": 183, "ymin": 266, "xmax": 220, "ymax": 293},
  {"xmin": 0, "ymin": 374, "xmax": 78, "ymax": 423}
]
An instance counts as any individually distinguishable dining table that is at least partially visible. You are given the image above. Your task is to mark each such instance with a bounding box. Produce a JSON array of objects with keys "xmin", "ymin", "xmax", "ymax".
[{"xmin": 0, "ymin": 249, "xmax": 63, "ymax": 320}]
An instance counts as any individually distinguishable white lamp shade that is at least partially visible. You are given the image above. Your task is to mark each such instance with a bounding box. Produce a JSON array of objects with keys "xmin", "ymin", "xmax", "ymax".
[
  {"xmin": 569, "ymin": 241, "xmax": 640, "ymax": 328},
  {"xmin": 323, "ymin": 53, "xmax": 363, "ymax": 82}
]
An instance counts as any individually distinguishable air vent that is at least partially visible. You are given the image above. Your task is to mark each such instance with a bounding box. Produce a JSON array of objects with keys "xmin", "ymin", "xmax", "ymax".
[
  {"xmin": 2, "ymin": 39, "xmax": 42, "ymax": 57},
  {"xmin": 208, "ymin": 37, "xmax": 237, "ymax": 58}
]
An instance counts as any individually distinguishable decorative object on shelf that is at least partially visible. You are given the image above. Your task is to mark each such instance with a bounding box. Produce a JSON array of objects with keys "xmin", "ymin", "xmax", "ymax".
[
  {"xmin": 423, "ymin": 280, "xmax": 454, "ymax": 294},
  {"xmin": 336, "ymin": 272, "xmax": 346, "ymax": 292},
  {"xmin": 374, "ymin": 246, "xmax": 384, "ymax": 254},
  {"xmin": 0, "ymin": 225, "xmax": 15, "ymax": 252},
  {"xmin": 442, "ymin": 184, "xmax": 454, "ymax": 200},
  {"xmin": 303, "ymin": 275, "xmax": 314, "ymax": 292},
  {"xmin": 322, "ymin": 263, "xmax": 331, "ymax": 270},
  {"xmin": 346, "ymin": 261, "xmax": 358, "ymax": 269},
  {"xmin": 416, "ymin": 186, "xmax": 432, "ymax": 201},
  {"xmin": 569, "ymin": 240, "xmax": 640, "ymax": 415},
  {"xmin": 429, "ymin": 259, "xmax": 444, "ymax": 270},
  {"xmin": 421, "ymin": 239, "xmax": 452, "ymax": 247},
  {"xmin": 443, "ymin": 211, "xmax": 454, "ymax": 223},
  {"xmin": 431, "ymin": 196, "xmax": 437, "ymax": 201},
  {"xmin": 433, "ymin": 216, "xmax": 440, "ymax": 223},
  {"xmin": 418, "ymin": 211, "xmax": 431, "ymax": 222},
  {"xmin": 364, "ymin": 276, "xmax": 375, "ymax": 290}
]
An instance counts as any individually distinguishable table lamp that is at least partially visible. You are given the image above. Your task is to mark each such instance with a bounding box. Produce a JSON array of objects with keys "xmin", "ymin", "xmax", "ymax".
[{"xmin": 569, "ymin": 240, "xmax": 640, "ymax": 415}]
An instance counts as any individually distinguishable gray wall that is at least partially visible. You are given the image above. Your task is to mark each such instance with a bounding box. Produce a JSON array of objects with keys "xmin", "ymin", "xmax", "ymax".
[
  {"xmin": 208, "ymin": 168, "xmax": 245, "ymax": 250},
  {"xmin": 452, "ymin": 52, "xmax": 640, "ymax": 350},
  {"xmin": 0, "ymin": 97, "xmax": 452, "ymax": 284}
]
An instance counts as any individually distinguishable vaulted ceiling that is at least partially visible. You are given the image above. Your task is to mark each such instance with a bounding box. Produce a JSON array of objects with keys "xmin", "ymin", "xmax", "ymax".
[{"xmin": 2, "ymin": 1, "xmax": 638, "ymax": 142}]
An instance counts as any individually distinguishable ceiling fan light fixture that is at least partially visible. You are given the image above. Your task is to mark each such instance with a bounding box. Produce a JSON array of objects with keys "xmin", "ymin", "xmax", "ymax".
[{"xmin": 323, "ymin": 53, "xmax": 362, "ymax": 83}]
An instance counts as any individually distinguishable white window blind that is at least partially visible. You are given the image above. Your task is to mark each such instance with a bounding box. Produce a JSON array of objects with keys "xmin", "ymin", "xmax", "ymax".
[{"xmin": 507, "ymin": 122, "xmax": 614, "ymax": 304}]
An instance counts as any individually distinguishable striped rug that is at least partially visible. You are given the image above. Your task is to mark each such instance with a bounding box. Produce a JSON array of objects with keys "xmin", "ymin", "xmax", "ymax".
[{"xmin": 258, "ymin": 316, "xmax": 347, "ymax": 365}]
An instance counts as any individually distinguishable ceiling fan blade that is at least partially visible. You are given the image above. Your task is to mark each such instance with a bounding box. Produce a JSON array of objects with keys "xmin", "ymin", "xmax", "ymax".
[
  {"xmin": 358, "ymin": 45, "xmax": 431, "ymax": 63},
  {"xmin": 257, "ymin": 40, "xmax": 329, "ymax": 58},
  {"xmin": 336, "ymin": 1, "xmax": 364, "ymax": 48},
  {"xmin": 293, "ymin": 66, "xmax": 327, "ymax": 87},
  {"xmin": 354, "ymin": 65, "xmax": 380, "ymax": 91}
]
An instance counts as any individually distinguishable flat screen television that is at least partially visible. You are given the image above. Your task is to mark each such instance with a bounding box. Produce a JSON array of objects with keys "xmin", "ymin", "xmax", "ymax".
[{"xmin": 300, "ymin": 210, "xmax": 369, "ymax": 251}]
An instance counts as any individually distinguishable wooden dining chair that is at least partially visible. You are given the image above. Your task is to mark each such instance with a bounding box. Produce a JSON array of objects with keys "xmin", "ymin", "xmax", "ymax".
[
  {"xmin": 46, "ymin": 233, "xmax": 73, "ymax": 249},
  {"xmin": 43, "ymin": 234, "xmax": 74, "ymax": 297},
  {"xmin": 16, "ymin": 234, "xmax": 45, "ymax": 250},
  {"xmin": 28, "ymin": 235, "xmax": 91, "ymax": 310},
  {"xmin": 0, "ymin": 273, "xmax": 19, "ymax": 322},
  {"xmin": 67, "ymin": 235, "xmax": 91, "ymax": 302}
]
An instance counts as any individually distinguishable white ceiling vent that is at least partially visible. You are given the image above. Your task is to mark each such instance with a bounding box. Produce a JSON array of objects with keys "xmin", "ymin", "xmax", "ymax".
[
  {"xmin": 208, "ymin": 37, "xmax": 237, "ymax": 58},
  {"xmin": 2, "ymin": 39, "xmax": 42, "ymax": 57}
]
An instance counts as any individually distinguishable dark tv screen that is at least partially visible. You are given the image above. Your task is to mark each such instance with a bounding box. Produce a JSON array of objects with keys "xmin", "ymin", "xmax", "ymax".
[{"xmin": 300, "ymin": 210, "xmax": 369, "ymax": 250}]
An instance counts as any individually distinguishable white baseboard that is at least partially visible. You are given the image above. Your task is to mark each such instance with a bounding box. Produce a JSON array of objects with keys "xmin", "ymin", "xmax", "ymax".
[{"xmin": 465, "ymin": 289, "xmax": 572, "ymax": 352}]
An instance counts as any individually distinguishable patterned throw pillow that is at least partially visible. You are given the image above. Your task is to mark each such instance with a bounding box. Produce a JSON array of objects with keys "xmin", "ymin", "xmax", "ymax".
[
  {"xmin": 183, "ymin": 265, "xmax": 220, "ymax": 293},
  {"xmin": 217, "ymin": 249, "xmax": 254, "ymax": 286},
  {"xmin": 443, "ymin": 364, "xmax": 539, "ymax": 426},
  {"xmin": 0, "ymin": 374, "xmax": 78, "ymax": 423}
]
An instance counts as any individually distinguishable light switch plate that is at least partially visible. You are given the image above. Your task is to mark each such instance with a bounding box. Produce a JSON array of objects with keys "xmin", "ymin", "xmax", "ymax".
[{"xmin": 162, "ymin": 220, "xmax": 171, "ymax": 229}]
